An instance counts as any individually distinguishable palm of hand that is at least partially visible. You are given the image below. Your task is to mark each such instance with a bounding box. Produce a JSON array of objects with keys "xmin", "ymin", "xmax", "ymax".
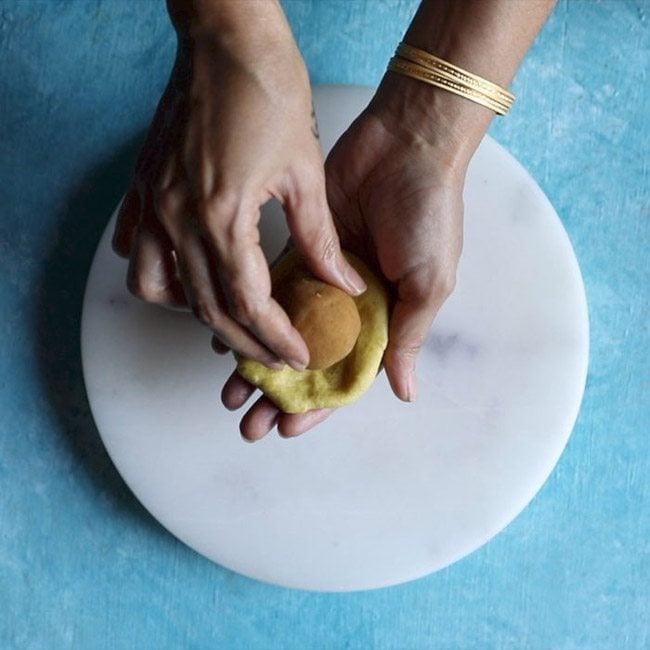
[{"xmin": 325, "ymin": 112, "xmax": 464, "ymax": 401}]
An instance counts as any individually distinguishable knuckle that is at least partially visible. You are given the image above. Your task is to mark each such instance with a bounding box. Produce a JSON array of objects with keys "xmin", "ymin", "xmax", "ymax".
[
  {"xmin": 201, "ymin": 195, "xmax": 254, "ymax": 253},
  {"xmin": 319, "ymin": 233, "xmax": 338, "ymax": 265},
  {"xmin": 127, "ymin": 273, "xmax": 159, "ymax": 303},
  {"xmin": 229, "ymin": 296, "xmax": 262, "ymax": 327},
  {"xmin": 435, "ymin": 270, "xmax": 457, "ymax": 299},
  {"xmin": 192, "ymin": 301, "xmax": 224, "ymax": 330},
  {"xmin": 202, "ymin": 191, "xmax": 242, "ymax": 220},
  {"xmin": 406, "ymin": 263, "xmax": 457, "ymax": 305},
  {"xmin": 151, "ymin": 186, "xmax": 180, "ymax": 225},
  {"xmin": 211, "ymin": 214, "xmax": 251, "ymax": 255}
]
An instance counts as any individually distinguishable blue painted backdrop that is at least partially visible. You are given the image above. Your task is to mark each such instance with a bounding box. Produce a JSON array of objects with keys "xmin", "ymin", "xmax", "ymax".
[{"xmin": 1, "ymin": 1, "xmax": 648, "ymax": 648}]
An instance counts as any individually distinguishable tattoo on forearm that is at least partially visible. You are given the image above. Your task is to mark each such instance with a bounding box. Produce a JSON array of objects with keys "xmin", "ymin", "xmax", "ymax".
[{"xmin": 310, "ymin": 102, "xmax": 320, "ymax": 140}]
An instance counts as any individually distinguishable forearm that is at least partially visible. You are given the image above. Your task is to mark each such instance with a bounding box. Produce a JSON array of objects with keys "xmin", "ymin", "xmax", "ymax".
[
  {"xmin": 166, "ymin": 0, "xmax": 294, "ymax": 50},
  {"xmin": 406, "ymin": 0, "xmax": 555, "ymax": 87},
  {"xmin": 165, "ymin": 0, "xmax": 306, "ymax": 95},
  {"xmin": 373, "ymin": 0, "xmax": 556, "ymax": 171}
]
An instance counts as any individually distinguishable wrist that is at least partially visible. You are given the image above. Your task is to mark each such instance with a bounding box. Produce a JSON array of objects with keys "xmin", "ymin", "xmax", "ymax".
[
  {"xmin": 169, "ymin": 0, "xmax": 308, "ymax": 95},
  {"xmin": 168, "ymin": 0, "xmax": 293, "ymax": 52},
  {"xmin": 368, "ymin": 71, "xmax": 493, "ymax": 177}
]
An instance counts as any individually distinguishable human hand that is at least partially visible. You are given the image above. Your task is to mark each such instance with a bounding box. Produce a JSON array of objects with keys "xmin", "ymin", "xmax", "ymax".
[
  {"xmin": 223, "ymin": 77, "xmax": 472, "ymax": 441},
  {"xmin": 112, "ymin": 6, "xmax": 365, "ymax": 370},
  {"xmin": 212, "ymin": 0, "xmax": 551, "ymax": 441},
  {"xmin": 324, "ymin": 96, "xmax": 466, "ymax": 403}
]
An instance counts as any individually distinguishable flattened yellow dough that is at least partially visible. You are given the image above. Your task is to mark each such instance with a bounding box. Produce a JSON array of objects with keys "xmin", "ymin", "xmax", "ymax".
[{"xmin": 237, "ymin": 250, "xmax": 389, "ymax": 413}]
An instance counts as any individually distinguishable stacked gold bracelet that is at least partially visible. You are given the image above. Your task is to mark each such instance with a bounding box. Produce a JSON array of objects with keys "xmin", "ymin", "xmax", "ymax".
[{"xmin": 388, "ymin": 42, "xmax": 515, "ymax": 116}]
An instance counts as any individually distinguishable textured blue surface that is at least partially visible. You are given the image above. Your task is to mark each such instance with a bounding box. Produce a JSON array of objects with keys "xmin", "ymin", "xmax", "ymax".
[{"xmin": 0, "ymin": 1, "xmax": 648, "ymax": 648}]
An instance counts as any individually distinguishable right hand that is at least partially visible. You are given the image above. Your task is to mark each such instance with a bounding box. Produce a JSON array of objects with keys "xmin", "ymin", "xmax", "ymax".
[{"xmin": 112, "ymin": 13, "xmax": 365, "ymax": 370}]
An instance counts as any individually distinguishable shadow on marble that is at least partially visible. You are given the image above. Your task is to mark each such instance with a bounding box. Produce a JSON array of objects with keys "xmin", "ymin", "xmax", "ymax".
[{"xmin": 35, "ymin": 133, "xmax": 167, "ymax": 538}]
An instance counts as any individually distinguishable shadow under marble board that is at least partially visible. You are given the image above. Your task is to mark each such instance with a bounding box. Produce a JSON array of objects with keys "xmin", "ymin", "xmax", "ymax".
[{"xmin": 81, "ymin": 85, "xmax": 589, "ymax": 592}]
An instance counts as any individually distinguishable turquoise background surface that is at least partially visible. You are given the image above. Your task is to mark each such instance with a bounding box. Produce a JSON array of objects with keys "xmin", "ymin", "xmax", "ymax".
[{"xmin": 1, "ymin": 1, "xmax": 648, "ymax": 648}]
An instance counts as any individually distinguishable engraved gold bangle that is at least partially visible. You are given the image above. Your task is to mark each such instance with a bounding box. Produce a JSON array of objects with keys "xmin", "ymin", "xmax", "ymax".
[
  {"xmin": 396, "ymin": 42, "xmax": 515, "ymax": 105},
  {"xmin": 388, "ymin": 57, "xmax": 512, "ymax": 116}
]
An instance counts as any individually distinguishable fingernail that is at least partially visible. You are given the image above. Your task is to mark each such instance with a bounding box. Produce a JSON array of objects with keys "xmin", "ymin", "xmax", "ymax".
[
  {"xmin": 288, "ymin": 358, "xmax": 308, "ymax": 372},
  {"xmin": 342, "ymin": 263, "xmax": 367, "ymax": 296},
  {"xmin": 266, "ymin": 359, "xmax": 285, "ymax": 370},
  {"xmin": 406, "ymin": 370, "xmax": 417, "ymax": 402}
]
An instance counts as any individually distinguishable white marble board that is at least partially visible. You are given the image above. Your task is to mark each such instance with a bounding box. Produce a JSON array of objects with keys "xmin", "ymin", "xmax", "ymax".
[{"xmin": 81, "ymin": 85, "xmax": 589, "ymax": 591}]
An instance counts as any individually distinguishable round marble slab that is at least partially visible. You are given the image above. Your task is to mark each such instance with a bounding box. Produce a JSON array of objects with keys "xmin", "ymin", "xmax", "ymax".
[{"xmin": 81, "ymin": 85, "xmax": 589, "ymax": 591}]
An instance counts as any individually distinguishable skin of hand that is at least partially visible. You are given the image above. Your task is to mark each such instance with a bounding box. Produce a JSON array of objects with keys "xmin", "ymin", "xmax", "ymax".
[
  {"xmin": 223, "ymin": 0, "xmax": 556, "ymax": 442},
  {"xmin": 221, "ymin": 85, "xmax": 466, "ymax": 441},
  {"xmin": 112, "ymin": 1, "xmax": 366, "ymax": 371}
]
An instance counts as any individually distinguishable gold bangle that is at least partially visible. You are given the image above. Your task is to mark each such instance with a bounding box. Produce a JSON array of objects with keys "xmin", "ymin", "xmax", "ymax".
[
  {"xmin": 392, "ymin": 56, "xmax": 513, "ymax": 113},
  {"xmin": 396, "ymin": 42, "xmax": 515, "ymax": 106},
  {"xmin": 388, "ymin": 57, "xmax": 512, "ymax": 116}
]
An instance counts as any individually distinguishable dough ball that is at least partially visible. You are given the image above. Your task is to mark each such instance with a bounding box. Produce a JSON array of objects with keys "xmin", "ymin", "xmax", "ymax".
[
  {"xmin": 277, "ymin": 278, "xmax": 361, "ymax": 370},
  {"xmin": 237, "ymin": 250, "xmax": 389, "ymax": 414}
]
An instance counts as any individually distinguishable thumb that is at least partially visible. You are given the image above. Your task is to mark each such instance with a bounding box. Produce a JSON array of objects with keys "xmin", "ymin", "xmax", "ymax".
[
  {"xmin": 283, "ymin": 178, "xmax": 366, "ymax": 296},
  {"xmin": 383, "ymin": 271, "xmax": 454, "ymax": 402}
]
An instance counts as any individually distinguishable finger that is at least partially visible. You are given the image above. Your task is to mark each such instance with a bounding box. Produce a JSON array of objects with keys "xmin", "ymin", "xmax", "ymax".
[
  {"xmin": 283, "ymin": 171, "xmax": 366, "ymax": 296},
  {"xmin": 383, "ymin": 274, "xmax": 454, "ymax": 403},
  {"xmin": 176, "ymin": 237, "xmax": 284, "ymax": 368},
  {"xmin": 205, "ymin": 221, "xmax": 311, "ymax": 370},
  {"xmin": 239, "ymin": 395, "xmax": 281, "ymax": 442},
  {"xmin": 112, "ymin": 186, "xmax": 141, "ymax": 258},
  {"xmin": 126, "ymin": 223, "xmax": 186, "ymax": 308},
  {"xmin": 211, "ymin": 335, "xmax": 231, "ymax": 355},
  {"xmin": 277, "ymin": 408, "xmax": 333, "ymax": 438},
  {"xmin": 221, "ymin": 371, "xmax": 257, "ymax": 411}
]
